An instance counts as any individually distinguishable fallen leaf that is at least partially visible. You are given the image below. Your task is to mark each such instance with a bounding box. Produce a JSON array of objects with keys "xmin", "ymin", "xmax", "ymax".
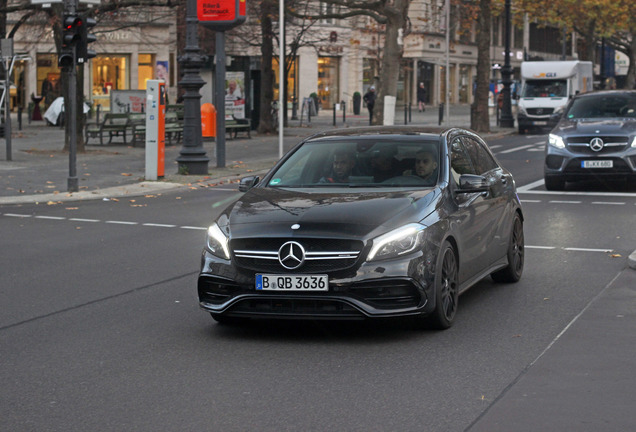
[
  {"xmin": 611, "ymin": 254, "xmax": 622, "ymax": 258},
  {"xmin": 121, "ymin": 173, "xmax": 132, "ymax": 176}
]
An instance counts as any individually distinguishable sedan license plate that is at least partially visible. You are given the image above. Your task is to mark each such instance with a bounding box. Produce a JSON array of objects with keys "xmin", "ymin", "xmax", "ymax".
[
  {"xmin": 582, "ymin": 160, "xmax": 613, "ymax": 168},
  {"xmin": 256, "ymin": 274, "xmax": 328, "ymax": 291},
  {"xmin": 533, "ymin": 121, "xmax": 547, "ymax": 126}
]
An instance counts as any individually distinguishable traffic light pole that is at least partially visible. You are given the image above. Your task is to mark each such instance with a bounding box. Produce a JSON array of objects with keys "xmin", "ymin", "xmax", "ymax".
[{"xmin": 64, "ymin": 0, "xmax": 79, "ymax": 192}]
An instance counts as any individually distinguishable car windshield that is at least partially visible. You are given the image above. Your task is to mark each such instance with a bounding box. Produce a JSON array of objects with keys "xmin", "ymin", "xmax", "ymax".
[
  {"xmin": 267, "ymin": 138, "xmax": 441, "ymax": 188},
  {"xmin": 521, "ymin": 79, "xmax": 567, "ymax": 98},
  {"xmin": 565, "ymin": 94, "xmax": 636, "ymax": 119}
]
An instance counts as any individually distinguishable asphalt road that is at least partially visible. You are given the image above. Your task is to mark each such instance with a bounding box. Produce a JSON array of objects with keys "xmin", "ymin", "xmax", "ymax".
[{"xmin": 1, "ymin": 133, "xmax": 635, "ymax": 431}]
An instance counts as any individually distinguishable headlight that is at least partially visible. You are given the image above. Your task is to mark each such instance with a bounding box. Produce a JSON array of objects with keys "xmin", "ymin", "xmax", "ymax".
[
  {"xmin": 631, "ymin": 136, "xmax": 636, "ymax": 148},
  {"xmin": 548, "ymin": 133, "xmax": 565, "ymax": 149},
  {"xmin": 517, "ymin": 105, "xmax": 527, "ymax": 116},
  {"xmin": 367, "ymin": 223, "xmax": 427, "ymax": 261},
  {"xmin": 206, "ymin": 223, "xmax": 230, "ymax": 260}
]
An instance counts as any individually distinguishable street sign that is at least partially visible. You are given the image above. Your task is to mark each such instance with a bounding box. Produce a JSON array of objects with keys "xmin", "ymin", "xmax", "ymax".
[{"xmin": 198, "ymin": 0, "xmax": 246, "ymax": 31}]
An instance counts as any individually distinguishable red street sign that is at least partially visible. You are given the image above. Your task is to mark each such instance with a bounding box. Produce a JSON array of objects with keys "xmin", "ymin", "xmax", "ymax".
[{"xmin": 198, "ymin": 0, "xmax": 246, "ymax": 30}]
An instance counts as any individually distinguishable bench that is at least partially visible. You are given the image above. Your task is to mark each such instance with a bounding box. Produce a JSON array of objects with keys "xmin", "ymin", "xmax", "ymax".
[
  {"xmin": 226, "ymin": 117, "xmax": 251, "ymax": 139},
  {"xmin": 127, "ymin": 113, "xmax": 146, "ymax": 147},
  {"xmin": 85, "ymin": 113, "xmax": 130, "ymax": 145},
  {"xmin": 165, "ymin": 110, "xmax": 183, "ymax": 145}
]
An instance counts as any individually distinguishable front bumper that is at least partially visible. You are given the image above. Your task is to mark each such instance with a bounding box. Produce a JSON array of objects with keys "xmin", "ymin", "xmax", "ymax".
[
  {"xmin": 544, "ymin": 146, "xmax": 636, "ymax": 180},
  {"xmin": 198, "ymin": 249, "xmax": 437, "ymax": 320}
]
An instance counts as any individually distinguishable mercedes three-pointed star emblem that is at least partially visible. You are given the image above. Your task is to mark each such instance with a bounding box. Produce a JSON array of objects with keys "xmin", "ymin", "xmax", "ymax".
[
  {"xmin": 278, "ymin": 241, "xmax": 306, "ymax": 270},
  {"xmin": 589, "ymin": 137, "xmax": 604, "ymax": 152}
]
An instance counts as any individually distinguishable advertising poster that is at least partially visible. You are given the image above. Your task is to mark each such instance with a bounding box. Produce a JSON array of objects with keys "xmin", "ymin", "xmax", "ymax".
[{"xmin": 225, "ymin": 71, "xmax": 245, "ymax": 119}]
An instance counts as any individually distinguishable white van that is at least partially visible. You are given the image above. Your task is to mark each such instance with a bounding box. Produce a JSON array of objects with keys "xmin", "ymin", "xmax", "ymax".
[{"xmin": 517, "ymin": 61, "xmax": 593, "ymax": 134}]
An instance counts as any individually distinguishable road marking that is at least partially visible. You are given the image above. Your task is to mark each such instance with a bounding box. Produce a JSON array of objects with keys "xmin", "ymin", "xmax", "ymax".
[
  {"xmin": 35, "ymin": 215, "xmax": 66, "ymax": 220},
  {"xmin": 592, "ymin": 201, "xmax": 625, "ymax": 205},
  {"xmin": 526, "ymin": 245, "xmax": 556, "ymax": 250},
  {"xmin": 517, "ymin": 179, "xmax": 636, "ymax": 197},
  {"xmin": 563, "ymin": 247, "xmax": 613, "ymax": 253},
  {"xmin": 520, "ymin": 199, "xmax": 542, "ymax": 203},
  {"xmin": 4, "ymin": 213, "xmax": 31, "ymax": 218},
  {"xmin": 181, "ymin": 226, "xmax": 207, "ymax": 230},
  {"xmin": 106, "ymin": 220, "xmax": 139, "ymax": 225},
  {"xmin": 69, "ymin": 218, "xmax": 100, "ymax": 223},
  {"xmin": 549, "ymin": 200, "xmax": 582, "ymax": 204},
  {"xmin": 497, "ymin": 144, "xmax": 538, "ymax": 154},
  {"xmin": 142, "ymin": 223, "xmax": 177, "ymax": 228}
]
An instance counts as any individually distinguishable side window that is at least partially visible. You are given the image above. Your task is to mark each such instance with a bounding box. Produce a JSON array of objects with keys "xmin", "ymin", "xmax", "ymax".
[
  {"xmin": 461, "ymin": 137, "xmax": 498, "ymax": 175},
  {"xmin": 450, "ymin": 138, "xmax": 475, "ymax": 185}
]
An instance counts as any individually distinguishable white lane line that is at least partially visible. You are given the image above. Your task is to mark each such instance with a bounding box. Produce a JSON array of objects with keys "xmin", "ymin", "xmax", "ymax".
[
  {"xmin": 181, "ymin": 226, "xmax": 207, "ymax": 230},
  {"xmin": 69, "ymin": 218, "xmax": 100, "ymax": 223},
  {"xmin": 497, "ymin": 144, "xmax": 537, "ymax": 154},
  {"xmin": 3, "ymin": 213, "xmax": 32, "ymax": 218},
  {"xmin": 520, "ymin": 199, "xmax": 542, "ymax": 203},
  {"xmin": 142, "ymin": 223, "xmax": 177, "ymax": 228},
  {"xmin": 526, "ymin": 245, "xmax": 556, "ymax": 250},
  {"xmin": 517, "ymin": 179, "xmax": 636, "ymax": 197},
  {"xmin": 517, "ymin": 179, "xmax": 545, "ymax": 192},
  {"xmin": 489, "ymin": 145, "xmax": 503, "ymax": 150},
  {"xmin": 592, "ymin": 201, "xmax": 625, "ymax": 205},
  {"xmin": 106, "ymin": 220, "xmax": 139, "ymax": 225},
  {"xmin": 549, "ymin": 200, "xmax": 582, "ymax": 204},
  {"xmin": 564, "ymin": 247, "xmax": 613, "ymax": 253},
  {"xmin": 35, "ymin": 215, "xmax": 66, "ymax": 220}
]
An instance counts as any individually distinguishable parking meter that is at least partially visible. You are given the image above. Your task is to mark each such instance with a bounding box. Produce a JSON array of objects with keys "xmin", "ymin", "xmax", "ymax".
[{"xmin": 145, "ymin": 80, "xmax": 165, "ymax": 180}]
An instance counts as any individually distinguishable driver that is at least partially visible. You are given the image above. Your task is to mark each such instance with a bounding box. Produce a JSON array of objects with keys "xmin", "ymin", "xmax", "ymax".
[{"xmin": 320, "ymin": 150, "xmax": 356, "ymax": 183}]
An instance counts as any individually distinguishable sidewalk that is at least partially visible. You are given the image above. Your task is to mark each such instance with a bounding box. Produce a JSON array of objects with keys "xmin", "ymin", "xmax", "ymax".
[{"xmin": 0, "ymin": 104, "xmax": 508, "ymax": 205}]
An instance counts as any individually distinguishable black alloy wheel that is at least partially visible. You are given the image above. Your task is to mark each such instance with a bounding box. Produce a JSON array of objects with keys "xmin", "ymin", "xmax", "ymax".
[
  {"xmin": 427, "ymin": 243, "xmax": 459, "ymax": 330},
  {"xmin": 491, "ymin": 213, "xmax": 524, "ymax": 283}
]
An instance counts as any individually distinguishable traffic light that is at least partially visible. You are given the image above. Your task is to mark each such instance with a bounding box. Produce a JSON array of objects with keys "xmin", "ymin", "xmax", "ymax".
[
  {"xmin": 58, "ymin": 14, "xmax": 81, "ymax": 68},
  {"xmin": 77, "ymin": 16, "xmax": 97, "ymax": 64}
]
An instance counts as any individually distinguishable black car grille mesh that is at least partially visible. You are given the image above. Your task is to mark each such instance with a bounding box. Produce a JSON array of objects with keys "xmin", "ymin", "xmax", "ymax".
[
  {"xmin": 527, "ymin": 108, "xmax": 554, "ymax": 116},
  {"xmin": 230, "ymin": 238, "xmax": 364, "ymax": 273}
]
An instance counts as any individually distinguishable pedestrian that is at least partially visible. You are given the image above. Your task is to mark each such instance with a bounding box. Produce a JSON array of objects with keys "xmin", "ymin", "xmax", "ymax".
[
  {"xmin": 417, "ymin": 82, "xmax": 427, "ymax": 112},
  {"xmin": 363, "ymin": 86, "xmax": 376, "ymax": 125}
]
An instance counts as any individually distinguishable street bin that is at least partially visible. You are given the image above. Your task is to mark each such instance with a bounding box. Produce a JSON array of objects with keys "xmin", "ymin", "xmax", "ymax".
[{"xmin": 201, "ymin": 103, "xmax": 216, "ymax": 138}]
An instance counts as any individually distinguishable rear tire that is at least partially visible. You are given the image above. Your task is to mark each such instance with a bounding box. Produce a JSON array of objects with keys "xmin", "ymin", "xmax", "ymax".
[{"xmin": 491, "ymin": 213, "xmax": 524, "ymax": 283}]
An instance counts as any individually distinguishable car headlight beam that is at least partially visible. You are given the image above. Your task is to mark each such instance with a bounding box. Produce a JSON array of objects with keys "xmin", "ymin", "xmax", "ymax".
[
  {"xmin": 548, "ymin": 133, "xmax": 565, "ymax": 149},
  {"xmin": 206, "ymin": 223, "xmax": 230, "ymax": 260},
  {"xmin": 367, "ymin": 223, "xmax": 427, "ymax": 261}
]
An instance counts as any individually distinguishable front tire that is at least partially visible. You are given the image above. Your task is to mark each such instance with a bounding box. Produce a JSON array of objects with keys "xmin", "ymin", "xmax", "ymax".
[
  {"xmin": 426, "ymin": 243, "xmax": 459, "ymax": 330},
  {"xmin": 491, "ymin": 213, "xmax": 524, "ymax": 283}
]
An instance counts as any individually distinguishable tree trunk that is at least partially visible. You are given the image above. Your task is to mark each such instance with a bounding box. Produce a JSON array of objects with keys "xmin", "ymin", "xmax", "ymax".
[
  {"xmin": 471, "ymin": 0, "xmax": 491, "ymax": 133},
  {"xmin": 625, "ymin": 34, "xmax": 636, "ymax": 89},
  {"xmin": 373, "ymin": 0, "xmax": 410, "ymax": 125},
  {"xmin": 258, "ymin": 0, "xmax": 276, "ymax": 134}
]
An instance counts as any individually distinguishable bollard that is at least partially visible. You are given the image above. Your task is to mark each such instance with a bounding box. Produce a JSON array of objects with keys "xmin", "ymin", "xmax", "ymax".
[
  {"xmin": 18, "ymin": 106, "xmax": 22, "ymax": 131},
  {"xmin": 333, "ymin": 104, "xmax": 337, "ymax": 126},
  {"xmin": 307, "ymin": 100, "xmax": 312, "ymax": 123},
  {"xmin": 438, "ymin": 103, "xmax": 444, "ymax": 125},
  {"xmin": 201, "ymin": 103, "xmax": 216, "ymax": 138},
  {"xmin": 342, "ymin": 101, "xmax": 346, "ymax": 123},
  {"xmin": 404, "ymin": 104, "xmax": 408, "ymax": 125},
  {"xmin": 409, "ymin": 103, "xmax": 412, "ymax": 123}
]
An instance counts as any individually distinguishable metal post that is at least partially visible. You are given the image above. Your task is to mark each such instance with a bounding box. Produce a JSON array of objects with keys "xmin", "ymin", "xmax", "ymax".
[
  {"xmin": 214, "ymin": 31, "xmax": 226, "ymax": 168},
  {"xmin": 4, "ymin": 60, "xmax": 11, "ymax": 161},
  {"xmin": 176, "ymin": 0, "xmax": 209, "ymax": 174},
  {"xmin": 342, "ymin": 101, "xmax": 346, "ymax": 123},
  {"xmin": 64, "ymin": 0, "xmax": 78, "ymax": 192},
  {"xmin": 499, "ymin": 0, "xmax": 515, "ymax": 128},
  {"xmin": 333, "ymin": 103, "xmax": 336, "ymax": 126},
  {"xmin": 404, "ymin": 103, "xmax": 408, "ymax": 125}
]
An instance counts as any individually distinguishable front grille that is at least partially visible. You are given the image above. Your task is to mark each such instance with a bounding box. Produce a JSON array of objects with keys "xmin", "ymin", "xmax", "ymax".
[
  {"xmin": 231, "ymin": 238, "xmax": 364, "ymax": 273},
  {"xmin": 526, "ymin": 108, "xmax": 554, "ymax": 116},
  {"xmin": 566, "ymin": 136, "xmax": 629, "ymax": 155},
  {"xmin": 228, "ymin": 298, "xmax": 364, "ymax": 319}
]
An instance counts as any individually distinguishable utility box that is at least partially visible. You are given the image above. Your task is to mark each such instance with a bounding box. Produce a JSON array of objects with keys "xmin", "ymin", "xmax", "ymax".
[{"xmin": 145, "ymin": 80, "xmax": 166, "ymax": 180}]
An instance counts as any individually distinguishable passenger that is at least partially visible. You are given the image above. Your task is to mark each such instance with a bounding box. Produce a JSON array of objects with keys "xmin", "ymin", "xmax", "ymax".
[
  {"xmin": 371, "ymin": 147, "xmax": 400, "ymax": 182},
  {"xmin": 404, "ymin": 149, "xmax": 438, "ymax": 182},
  {"xmin": 320, "ymin": 150, "xmax": 356, "ymax": 183}
]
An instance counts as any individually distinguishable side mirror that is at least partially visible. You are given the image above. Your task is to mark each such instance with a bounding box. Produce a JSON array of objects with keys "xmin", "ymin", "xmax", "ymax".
[
  {"xmin": 456, "ymin": 174, "xmax": 489, "ymax": 194},
  {"xmin": 239, "ymin": 176, "xmax": 260, "ymax": 192}
]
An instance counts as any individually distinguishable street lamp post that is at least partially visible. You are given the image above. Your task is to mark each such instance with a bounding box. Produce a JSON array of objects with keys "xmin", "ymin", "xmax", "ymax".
[
  {"xmin": 499, "ymin": 0, "xmax": 515, "ymax": 128},
  {"xmin": 176, "ymin": 0, "xmax": 209, "ymax": 175}
]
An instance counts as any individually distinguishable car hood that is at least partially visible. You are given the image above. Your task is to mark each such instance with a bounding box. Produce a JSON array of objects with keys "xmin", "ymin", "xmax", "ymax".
[
  {"xmin": 219, "ymin": 187, "xmax": 440, "ymax": 239},
  {"xmin": 553, "ymin": 118, "xmax": 636, "ymax": 135}
]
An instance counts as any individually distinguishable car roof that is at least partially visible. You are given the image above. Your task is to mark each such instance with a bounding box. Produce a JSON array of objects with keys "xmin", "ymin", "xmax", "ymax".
[
  {"xmin": 573, "ymin": 90, "xmax": 636, "ymax": 99},
  {"xmin": 304, "ymin": 125, "xmax": 473, "ymax": 141}
]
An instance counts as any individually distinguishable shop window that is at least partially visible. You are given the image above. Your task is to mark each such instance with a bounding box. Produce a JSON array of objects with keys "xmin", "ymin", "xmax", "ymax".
[
  {"xmin": 36, "ymin": 54, "xmax": 62, "ymax": 109},
  {"xmin": 318, "ymin": 56, "xmax": 339, "ymax": 108},
  {"xmin": 272, "ymin": 57, "xmax": 298, "ymax": 106},
  {"xmin": 91, "ymin": 55, "xmax": 129, "ymax": 111},
  {"xmin": 138, "ymin": 53, "xmax": 155, "ymax": 89}
]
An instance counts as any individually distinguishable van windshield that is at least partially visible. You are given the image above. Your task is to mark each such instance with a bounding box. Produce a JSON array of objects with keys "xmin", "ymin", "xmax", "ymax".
[{"xmin": 521, "ymin": 79, "xmax": 567, "ymax": 98}]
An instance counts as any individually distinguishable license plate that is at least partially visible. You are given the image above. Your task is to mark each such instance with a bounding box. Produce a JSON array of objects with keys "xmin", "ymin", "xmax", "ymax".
[
  {"xmin": 256, "ymin": 274, "xmax": 328, "ymax": 291},
  {"xmin": 582, "ymin": 160, "xmax": 613, "ymax": 168},
  {"xmin": 533, "ymin": 121, "xmax": 547, "ymax": 126}
]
